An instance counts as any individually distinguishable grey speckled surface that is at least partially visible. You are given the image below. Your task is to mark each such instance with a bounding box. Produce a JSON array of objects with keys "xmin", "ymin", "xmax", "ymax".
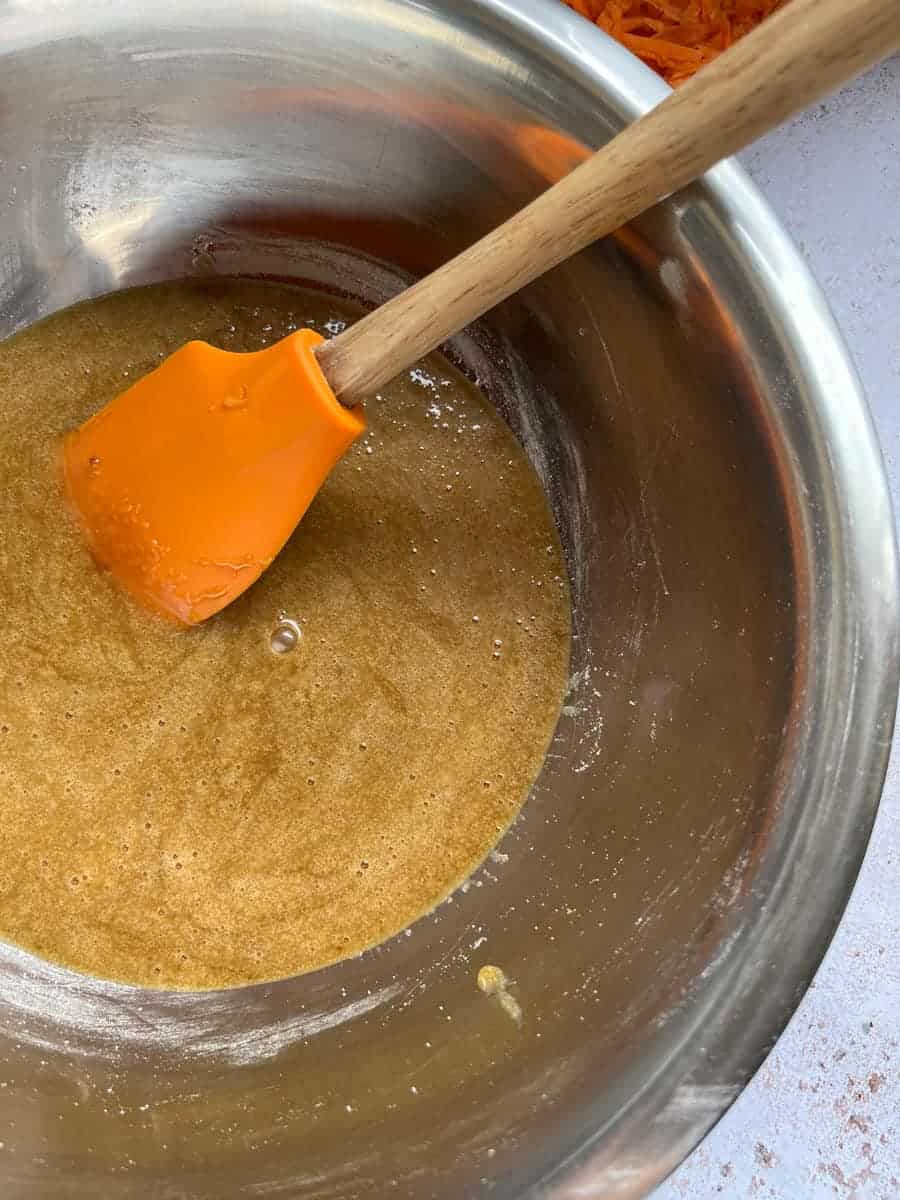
[{"xmin": 653, "ymin": 58, "xmax": 900, "ymax": 1200}]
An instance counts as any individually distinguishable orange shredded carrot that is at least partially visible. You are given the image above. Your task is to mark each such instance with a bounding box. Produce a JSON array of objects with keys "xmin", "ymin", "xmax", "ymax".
[{"xmin": 561, "ymin": 0, "xmax": 783, "ymax": 85}]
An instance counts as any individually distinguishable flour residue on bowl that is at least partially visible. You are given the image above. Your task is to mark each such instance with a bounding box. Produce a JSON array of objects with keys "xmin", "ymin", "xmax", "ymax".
[{"xmin": 477, "ymin": 963, "xmax": 522, "ymax": 1024}]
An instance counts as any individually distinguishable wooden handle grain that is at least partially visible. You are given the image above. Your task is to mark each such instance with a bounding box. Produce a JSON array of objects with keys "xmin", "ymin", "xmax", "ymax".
[{"xmin": 317, "ymin": 0, "xmax": 900, "ymax": 406}]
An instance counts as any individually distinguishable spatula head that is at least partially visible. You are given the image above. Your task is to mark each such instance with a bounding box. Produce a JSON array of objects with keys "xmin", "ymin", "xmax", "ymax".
[{"xmin": 63, "ymin": 328, "xmax": 365, "ymax": 624}]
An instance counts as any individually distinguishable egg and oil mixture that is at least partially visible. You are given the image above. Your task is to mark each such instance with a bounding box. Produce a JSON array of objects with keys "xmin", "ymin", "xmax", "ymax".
[{"xmin": 0, "ymin": 279, "xmax": 569, "ymax": 989}]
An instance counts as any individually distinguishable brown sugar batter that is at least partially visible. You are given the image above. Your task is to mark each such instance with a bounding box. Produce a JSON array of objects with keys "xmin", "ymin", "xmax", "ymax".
[{"xmin": 0, "ymin": 278, "xmax": 570, "ymax": 990}]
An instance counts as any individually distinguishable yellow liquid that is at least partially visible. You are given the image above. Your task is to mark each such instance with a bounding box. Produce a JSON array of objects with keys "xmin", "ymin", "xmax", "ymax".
[{"xmin": 0, "ymin": 279, "xmax": 570, "ymax": 989}]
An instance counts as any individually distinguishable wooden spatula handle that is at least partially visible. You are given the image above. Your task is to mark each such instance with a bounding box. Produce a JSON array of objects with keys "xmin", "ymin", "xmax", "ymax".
[{"xmin": 317, "ymin": 0, "xmax": 900, "ymax": 407}]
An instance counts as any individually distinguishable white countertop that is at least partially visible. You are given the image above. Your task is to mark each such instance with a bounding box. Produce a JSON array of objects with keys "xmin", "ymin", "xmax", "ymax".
[{"xmin": 653, "ymin": 57, "xmax": 900, "ymax": 1200}]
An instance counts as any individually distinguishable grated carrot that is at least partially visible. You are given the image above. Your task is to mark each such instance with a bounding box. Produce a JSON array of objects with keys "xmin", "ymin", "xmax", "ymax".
[{"xmin": 561, "ymin": 0, "xmax": 783, "ymax": 85}]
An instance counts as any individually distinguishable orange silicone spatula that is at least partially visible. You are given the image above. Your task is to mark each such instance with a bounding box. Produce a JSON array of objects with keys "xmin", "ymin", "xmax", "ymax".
[{"xmin": 63, "ymin": 0, "xmax": 899, "ymax": 624}]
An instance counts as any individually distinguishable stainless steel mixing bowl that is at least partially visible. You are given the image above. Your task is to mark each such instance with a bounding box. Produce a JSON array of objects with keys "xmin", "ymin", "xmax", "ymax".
[{"xmin": 0, "ymin": 1, "xmax": 897, "ymax": 1196}]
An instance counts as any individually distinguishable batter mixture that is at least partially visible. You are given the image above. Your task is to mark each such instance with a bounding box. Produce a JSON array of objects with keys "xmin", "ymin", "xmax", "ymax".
[{"xmin": 0, "ymin": 279, "xmax": 570, "ymax": 989}]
